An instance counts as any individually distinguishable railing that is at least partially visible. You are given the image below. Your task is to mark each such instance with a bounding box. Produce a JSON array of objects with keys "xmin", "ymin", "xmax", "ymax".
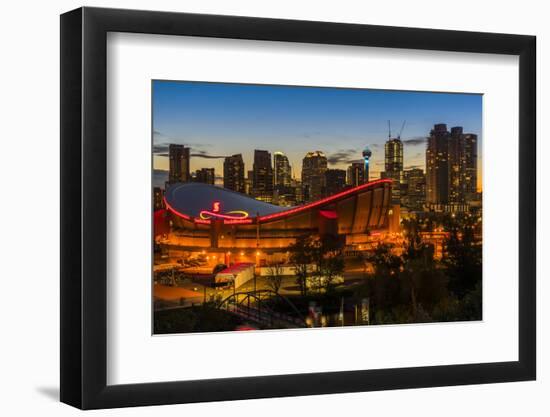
[{"xmin": 218, "ymin": 290, "xmax": 306, "ymax": 328}]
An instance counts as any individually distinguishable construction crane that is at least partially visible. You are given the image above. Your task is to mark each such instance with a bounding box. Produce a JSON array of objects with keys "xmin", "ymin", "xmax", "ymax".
[
  {"xmin": 397, "ymin": 120, "xmax": 406, "ymax": 140},
  {"xmin": 387, "ymin": 120, "xmax": 392, "ymax": 138}
]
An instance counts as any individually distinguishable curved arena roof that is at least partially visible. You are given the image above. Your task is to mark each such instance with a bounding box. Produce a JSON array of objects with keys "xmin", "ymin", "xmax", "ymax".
[
  {"xmin": 164, "ymin": 180, "xmax": 392, "ymax": 229},
  {"xmin": 164, "ymin": 183, "xmax": 289, "ymax": 219}
]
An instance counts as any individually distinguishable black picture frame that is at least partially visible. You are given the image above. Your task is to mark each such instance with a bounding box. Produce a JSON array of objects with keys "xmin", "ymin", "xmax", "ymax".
[{"xmin": 60, "ymin": 6, "xmax": 536, "ymax": 410}]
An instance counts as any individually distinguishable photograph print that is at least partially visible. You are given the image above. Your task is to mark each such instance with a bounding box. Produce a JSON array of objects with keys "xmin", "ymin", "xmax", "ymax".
[{"xmin": 152, "ymin": 81, "xmax": 482, "ymax": 335}]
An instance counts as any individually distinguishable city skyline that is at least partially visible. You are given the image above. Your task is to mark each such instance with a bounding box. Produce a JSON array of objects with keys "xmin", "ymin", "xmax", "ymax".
[
  {"xmin": 152, "ymin": 81, "xmax": 482, "ymax": 190},
  {"xmin": 152, "ymin": 80, "xmax": 483, "ymax": 334}
]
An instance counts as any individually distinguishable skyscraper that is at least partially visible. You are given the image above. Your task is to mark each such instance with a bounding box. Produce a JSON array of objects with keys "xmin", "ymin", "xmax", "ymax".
[
  {"xmin": 463, "ymin": 133, "xmax": 478, "ymax": 201},
  {"xmin": 347, "ymin": 162, "xmax": 365, "ymax": 187},
  {"xmin": 168, "ymin": 144, "xmax": 190, "ymax": 183},
  {"xmin": 325, "ymin": 169, "xmax": 347, "ymax": 197},
  {"xmin": 383, "ymin": 136, "xmax": 404, "ymax": 204},
  {"xmin": 223, "ymin": 154, "xmax": 245, "ymax": 193},
  {"xmin": 291, "ymin": 177, "xmax": 303, "ymax": 204},
  {"xmin": 426, "ymin": 124, "xmax": 478, "ymax": 209},
  {"xmin": 245, "ymin": 170, "xmax": 254, "ymax": 195},
  {"xmin": 273, "ymin": 151, "xmax": 291, "ymax": 188},
  {"xmin": 253, "ymin": 150, "xmax": 274, "ymax": 202},
  {"xmin": 426, "ymin": 123, "xmax": 450, "ymax": 205},
  {"xmin": 194, "ymin": 168, "xmax": 215, "ymax": 185},
  {"xmin": 302, "ymin": 151, "xmax": 328, "ymax": 202},
  {"xmin": 402, "ymin": 168, "xmax": 426, "ymax": 211},
  {"xmin": 385, "ymin": 138, "xmax": 404, "ymax": 173},
  {"xmin": 448, "ymin": 126, "xmax": 465, "ymax": 203},
  {"xmin": 272, "ymin": 152, "xmax": 294, "ymax": 206}
]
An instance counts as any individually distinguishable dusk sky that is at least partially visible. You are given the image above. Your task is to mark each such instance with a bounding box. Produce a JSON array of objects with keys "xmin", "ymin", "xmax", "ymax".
[{"xmin": 152, "ymin": 80, "xmax": 482, "ymax": 189}]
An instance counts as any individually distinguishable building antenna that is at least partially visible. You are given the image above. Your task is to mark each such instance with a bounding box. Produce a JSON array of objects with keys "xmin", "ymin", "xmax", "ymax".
[
  {"xmin": 387, "ymin": 120, "xmax": 391, "ymax": 139},
  {"xmin": 398, "ymin": 120, "xmax": 406, "ymax": 140}
]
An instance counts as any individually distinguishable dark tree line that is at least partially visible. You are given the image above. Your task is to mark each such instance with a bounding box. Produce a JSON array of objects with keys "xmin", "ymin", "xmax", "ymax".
[
  {"xmin": 355, "ymin": 216, "xmax": 482, "ymax": 325},
  {"xmin": 288, "ymin": 234, "xmax": 345, "ymax": 296}
]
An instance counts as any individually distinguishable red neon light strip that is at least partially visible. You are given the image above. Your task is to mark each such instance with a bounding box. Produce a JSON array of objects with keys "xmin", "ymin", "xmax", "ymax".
[
  {"xmin": 163, "ymin": 196, "xmax": 191, "ymax": 220},
  {"xmin": 258, "ymin": 179, "xmax": 391, "ymax": 222}
]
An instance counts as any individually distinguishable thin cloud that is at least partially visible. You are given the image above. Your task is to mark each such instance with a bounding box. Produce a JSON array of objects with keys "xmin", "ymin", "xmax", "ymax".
[
  {"xmin": 402, "ymin": 136, "xmax": 427, "ymax": 145},
  {"xmin": 191, "ymin": 150, "xmax": 227, "ymax": 159},
  {"xmin": 153, "ymin": 142, "xmax": 215, "ymax": 157},
  {"xmin": 327, "ymin": 149, "xmax": 362, "ymax": 165},
  {"xmin": 153, "ymin": 143, "xmax": 170, "ymax": 155}
]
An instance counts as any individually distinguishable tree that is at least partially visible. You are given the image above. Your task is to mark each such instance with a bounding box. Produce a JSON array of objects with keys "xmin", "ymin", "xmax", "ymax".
[
  {"xmin": 288, "ymin": 235, "xmax": 315, "ymax": 296},
  {"xmin": 358, "ymin": 244, "xmax": 403, "ymax": 321},
  {"xmin": 458, "ymin": 280, "xmax": 482, "ymax": 320},
  {"xmin": 443, "ymin": 219, "xmax": 482, "ymax": 298},
  {"xmin": 400, "ymin": 248, "xmax": 448, "ymax": 319},
  {"xmin": 312, "ymin": 235, "xmax": 345, "ymax": 293},
  {"xmin": 266, "ymin": 262, "xmax": 284, "ymax": 294},
  {"xmin": 367, "ymin": 243, "xmax": 402, "ymax": 277}
]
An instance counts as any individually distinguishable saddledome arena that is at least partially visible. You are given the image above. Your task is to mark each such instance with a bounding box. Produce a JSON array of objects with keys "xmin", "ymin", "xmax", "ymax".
[{"xmin": 157, "ymin": 180, "xmax": 393, "ymax": 264}]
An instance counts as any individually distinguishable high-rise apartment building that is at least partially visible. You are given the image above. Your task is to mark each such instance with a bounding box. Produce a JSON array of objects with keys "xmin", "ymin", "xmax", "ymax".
[
  {"xmin": 245, "ymin": 170, "xmax": 254, "ymax": 195},
  {"xmin": 383, "ymin": 136, "xmax": 404, "ymax": 204},
  {"xmin": 463, "ymin": 133, "xmax": 478, "ymax": 201},
  {"xmin": 325, "ymin": 169, "xmax": 347, "ymax": 196},
  {"xmin": 402, "ymin": 168, "xmax": 426, "ymax": 211},
  {"xmin": 273, "ymin": 151, "xmax": 291, "ymax": 188},
  {"xmin": 426, "ymin": 123, "xmax": 450, "ymax": 205},
  {"xmin": 168, "ymin": 144, "xmax": 191, "ymax": 183},
  {"xmin": 194, "ymin": 168, "xmax": 215, "ymax": 185},
  {"xmin": 385, "ymin": 138, "xmax": 404, "ymax": 173},
  {"xmin": 302, "ymin": 151, "xmax": 328, "ymax": 202},
  {"xmin": 291, "ymin": 178, "xmax": 303, "ymax": 204},
  {"xmin": 347, "ymin": 161, "xmax": 365, "ymax": 188},
  {"xmin": 223, "ymin": 154, "xmax": 246, "ymax": 193},
  {"xmin": 449, "ymin": 126, "xmax": 465, "ymax": 203},
  {"xmin": 253, "ymin": 150, "xmax": 274, "ymax": 202},
  {"xmin": 426, "ymin": 124, "xmax": 478, "ymax": 208}
]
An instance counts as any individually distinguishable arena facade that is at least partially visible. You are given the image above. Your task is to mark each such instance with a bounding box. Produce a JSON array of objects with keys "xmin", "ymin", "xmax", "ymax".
[{"xmin": 156, "ymin": 179, "xmax": 393, "ymax": 266}]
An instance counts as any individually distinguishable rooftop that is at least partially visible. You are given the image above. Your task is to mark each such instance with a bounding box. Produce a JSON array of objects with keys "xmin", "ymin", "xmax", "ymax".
[
  {"xmin": 164, "ymin": 179, "xmax": 393, "ymax": 225},
  {"xmin": 164, "ymin": 182, "xmax": 289, "ymax": 218}
]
